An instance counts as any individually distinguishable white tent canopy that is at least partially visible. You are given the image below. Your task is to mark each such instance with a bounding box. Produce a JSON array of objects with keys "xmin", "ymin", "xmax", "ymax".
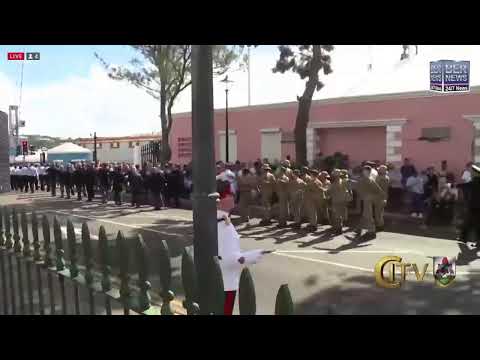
[{"xmin": 47, "ymin": 142, "xmax": 92, "ymax": 155}]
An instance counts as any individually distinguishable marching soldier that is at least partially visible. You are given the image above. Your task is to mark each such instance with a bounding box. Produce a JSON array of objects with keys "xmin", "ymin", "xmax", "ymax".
[
  {"xmin": 355, "ymin": 165, "xmax": 386, "ymax": 240},
  {"xmin": 85, "ymin": 164, "xmax": 97, "ymax": 202},
  {"xmin": 340, "ymin": 169, "xmax": 353, "ymax": 223},
  {"xmin": 237, "ymin": 168, "xmax": 258, "ymax": 223},
  {"xmin": 327, "ymin": 169, "xmax": 350, "ymax": 235},
  {"xmin": 259, "ymin": 164, "xmax": 276, "ymax": 225},
  {"xmin": 282, "ymin": 160, "xmax": 294, "ymax": 220},
  {"xmin": 276, "ymin": 166, "xmax": 290, "ymax": 228},
  {"xmin": 58, "ymin": 165, "xmax": 67, "ymax": 198},
  {"xmin": 374, "ymin": 165, "xmax": 390, "ymax": 232},
  {"xmin": 304, "ymin": 169, "xmax": 321, "ymax": 232},
  {"xmin": 317, "ymin": 171, "xmax": 331, "ymax": 224},
  {"xmin": 290, "ymin": 170, "xmax": 307, "ymax": 229}
]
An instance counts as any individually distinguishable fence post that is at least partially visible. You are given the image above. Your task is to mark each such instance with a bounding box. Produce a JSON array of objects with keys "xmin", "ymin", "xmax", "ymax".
[
  {"xmin": 98, "ymin": 225, "xmax": 112, "ymax": 315},
  {"xmin": 53, "ymin": 217, "xmax": 67, "ymax": 314},
  {"xmin": 0, "ymin": 207, "xmax": 7, "ymax": 315},
  {"xmin": 239, "ymin": 267, "xmax": 256, "ymax": 315},
  {"xmin": 21, "ymin": 209, "xmax": 34, "ymax": 314},
  {"xmin": 209, "ymin": 256, "xmax": 225, "ymax": 315},
  {"xmin": 31, "ymin": 211, "xmax": 44, "ymax": 315},
  {"xmin": 42, "ymin": 215, "xmax": 55, "ymax": 315},
  {"xmin": 181, "ymin": 247, "xmax": 199, "ymax": 315},
  {"xmin": 12, "ymin": 208, "xmax": 24, "ymax": 314},
  {"xmin": 116, "ymin": 230, "xmax": 130, "ymax": 315},
  {"xmin": 135, "ymin": 234, "xmax": 151, "ymax": 313},
  {"xmin": 66, "ymin": 220, "xmax": 80, "ymax": 315},
  {"xmin": 81, "ymin": 222, "xmax": 95, "ymax": 315},
  {"xmin": 5, "ymin": 208, "xmax": 15, "ymax": 314},
  {"xmin": 12, "ymin": 208, "xmax": 21, "ymax": 253},
  {"xmin": 274, "ymin": 284, "xmax": 294, "ymax": 315},
  {"xmin": 158, "ymin": 240, "xmax": 174, "ymax": 315}
]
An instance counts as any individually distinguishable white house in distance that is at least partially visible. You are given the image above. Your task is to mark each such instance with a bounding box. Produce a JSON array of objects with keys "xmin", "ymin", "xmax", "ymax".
[{"xmin": 76, "ymin": 133, "xmax": 161, "ymax": 164}]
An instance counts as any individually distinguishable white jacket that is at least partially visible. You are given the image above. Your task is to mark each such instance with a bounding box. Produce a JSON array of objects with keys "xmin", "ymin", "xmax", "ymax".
[{"xmin": 217, "ymin": 210, "xmax": 264, "ymax": 291}]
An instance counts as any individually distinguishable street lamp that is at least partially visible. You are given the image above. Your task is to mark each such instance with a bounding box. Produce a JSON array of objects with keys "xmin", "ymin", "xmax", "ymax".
[{"xmin": 220, "ymin": 75, "xmax": 234, "ymax": 163}]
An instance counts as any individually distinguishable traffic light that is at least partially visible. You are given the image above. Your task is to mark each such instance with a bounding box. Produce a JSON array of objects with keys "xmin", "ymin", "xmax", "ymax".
[{"xmin": 21, "ymin": 140, "xmax": 28, "ymax": 155}]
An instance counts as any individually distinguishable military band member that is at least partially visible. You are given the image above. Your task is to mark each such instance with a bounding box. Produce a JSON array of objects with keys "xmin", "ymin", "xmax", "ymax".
[
  {"xmin": 339, "ymin": 169, "xmax": 353, "ymax": 223},
  {"xmin": 290, "ymin": 170, "xmax": 306, "ymax": 229},
  {"xmin": 237, "ymin": 168, "xmax": 258, "ymax": 224},
  {"xmin": 304, "ymin": 169, "xmax": 322, "ymax": 232},
  {"xmin": 374, "ymin": 165, "xmax": 390, "ymax": 232},
  {"xmin": 259, "ymin": 164, "xmax": 276, "ymax": 225},
  {"xmin": 275, "ymin": 166, "xmax": 290, "ymax": 228},
  {"xmin": 355, "ymin": 165, "xmax": 386, "ymax": 239},
  {"xmin": 327, "ymin": 169, "xmax": 350, "ymax": 235},
  {"xmin": 317, "ymin": 171, "xmax": 331, "ymax": 225}
]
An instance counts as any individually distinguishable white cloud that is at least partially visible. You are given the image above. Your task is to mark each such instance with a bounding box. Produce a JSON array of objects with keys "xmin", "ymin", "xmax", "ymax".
[{"xmin": 2, "ymin": 45, "xmax": 480, "ymax": 138}]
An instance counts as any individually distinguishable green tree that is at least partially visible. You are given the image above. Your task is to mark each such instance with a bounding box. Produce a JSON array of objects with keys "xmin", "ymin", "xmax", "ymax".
[
  {"xmin": 96, "ymin": 45, "xmax": 245, "ymax": 163},
  {"xmin": 272, "ymin": 45, "xmax": 334, "ymax": 166}
]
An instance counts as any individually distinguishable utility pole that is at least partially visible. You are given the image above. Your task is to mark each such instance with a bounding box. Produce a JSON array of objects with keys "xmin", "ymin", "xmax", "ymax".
[
  {"xmin": 247, "ymin": 47, "xmax": 251, "ymax": 106},
  {"xmin": 191, "ymin": 45, "xmax": 218, "ymax": 314},
  {"xmin": 93, "ymin": 132, "xmax": 97, "ymax": 165}
]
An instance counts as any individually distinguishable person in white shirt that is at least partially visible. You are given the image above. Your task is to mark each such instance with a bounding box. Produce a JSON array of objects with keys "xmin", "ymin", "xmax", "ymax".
[
  {"xmin": 461, "ymin": 162, "xmax": 473, "ymax": 184},
  {"xmin": 10, "ymin": 166, "xmax": 16, "ymax": 191},
  {"xmin": 19, "ymin": 166, "xmax": 30, "ymax": 192},
  {"xmin": 29, "ymin": 164, "xmax": 39, "ymax": 193},
  {"xmin": 216, "ymin": 195, "xmax": 273, "ymax": 315},
  {"xmin": 406, "ymin": 171, "xmax": 424, "ymax": 218},
  {"xmin": 38, "ymin": 165, "xmax": 46, "ymax": 191}
]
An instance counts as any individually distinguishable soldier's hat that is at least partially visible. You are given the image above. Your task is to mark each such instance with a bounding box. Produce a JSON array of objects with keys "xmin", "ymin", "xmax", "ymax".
[
  {"xmin": 331, "ymin": 169, "xmax": 341, "ymax": 177},
  {"xmin": 365, "ymin": 161, "xmax": 377, "ymax": 167},
  {"xmin": 309, "ymin": 169, "xmax": 319, "ymax": 176},
  {"xmin": 280, "ymin": 166, "xmax": 287, "ymax": 172},
  {"xmin": 363, "ymin": 165, "xmax": 372, "ymax": 171},
  {"xmin": 263, "ymin": 164, "xmax": 271, "ymax": 171},
  {"xmin": 302, "ymin": 166, "xmax": 309, "ymax": 172},
  {"xmin": 293, "ymin": 169, "xmax": 301, "ymax": 175}
]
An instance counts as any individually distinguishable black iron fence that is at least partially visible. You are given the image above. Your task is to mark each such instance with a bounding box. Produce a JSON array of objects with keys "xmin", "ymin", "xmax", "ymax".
[
  {"xmin": 0, "ymin": 206, "xmax": 294, "ymax": 315},
  {"xmin": 141, "ymin": 141, "xmax": 162, "ymax": 168}
]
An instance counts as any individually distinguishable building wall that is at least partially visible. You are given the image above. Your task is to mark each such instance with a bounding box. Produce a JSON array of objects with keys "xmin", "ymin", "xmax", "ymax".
[
  {"xmin": 170, "ymin": 90, "xmax": 480, "ymax": 178},
  {"xmin": 0, "ymin": 112, "xmax": 12, "ymax": 192},
  {"xmin": 80, "ymin": 140, "xmax": 153, "ymax": 163},
  {"xmin": 317, "ymin": 127, "xmax": 386, "ymax": 168}
]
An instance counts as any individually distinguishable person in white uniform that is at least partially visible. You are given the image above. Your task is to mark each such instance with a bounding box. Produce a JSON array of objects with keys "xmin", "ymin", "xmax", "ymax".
[{"xmin": 216, "ymin": 194, "xmax": 274, "ymax": 315}]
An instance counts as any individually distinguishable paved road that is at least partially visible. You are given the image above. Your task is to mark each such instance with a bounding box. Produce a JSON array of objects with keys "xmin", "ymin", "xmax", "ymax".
[{"xmin": 2, "ymin": 190, "xmax": 480, "ymax": 315}]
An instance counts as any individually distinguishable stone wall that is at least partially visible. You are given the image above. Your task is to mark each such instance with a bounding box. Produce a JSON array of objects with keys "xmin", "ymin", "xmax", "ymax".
[{"xmin": 0, "ymin": 112, "xmax": 11, "ymax": 192}]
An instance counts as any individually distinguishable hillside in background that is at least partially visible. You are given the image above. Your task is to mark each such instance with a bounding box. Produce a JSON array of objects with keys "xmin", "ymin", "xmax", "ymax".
[{"xmin": 22, "ymin": 134, "xmax": 78, "ymax": 151}]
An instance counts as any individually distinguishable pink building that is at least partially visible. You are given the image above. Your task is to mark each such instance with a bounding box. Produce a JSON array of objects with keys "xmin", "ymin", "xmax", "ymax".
[{"xmin": 170, "ymin": 86, "xmax": 480, "ymax": 178}]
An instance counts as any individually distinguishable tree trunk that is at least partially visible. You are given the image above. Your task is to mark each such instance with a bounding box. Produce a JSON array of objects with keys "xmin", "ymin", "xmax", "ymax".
[
  {"xmin": 294, "ymin": 45, "xmax": 322, "ymax": 167},
  {"xmin": 294, "ymin": 96, "xmax": 311, "ymax": 166},
  {"xmin": 159, "ymin": 83, "xmax": 172, "ymax": 164}
]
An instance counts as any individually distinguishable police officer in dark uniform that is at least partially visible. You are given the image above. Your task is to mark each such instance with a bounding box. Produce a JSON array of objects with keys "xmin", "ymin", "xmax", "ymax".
[
  {"xmin": 112, "ymin": 166, "xmax": 125, "ymax": 205},
  {"xmin": 46, "ymin": 163, "xmax": 58, "ymax": 197},
  {"xmin": 84, "ymin": 163, "xmax": 97, "ymax": 202},
  {"xmin": 458, "ymin": 164, "xmax": 480, "ymax": 244},
  {"xmin": 73, "ymin": 164, "xmax": 84, "ymax": 201}
]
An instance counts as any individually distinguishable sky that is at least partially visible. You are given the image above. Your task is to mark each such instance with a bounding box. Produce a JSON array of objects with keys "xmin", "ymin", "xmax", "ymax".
[{"xmin": 1, "ymin": 45, "xmax": 480, "ymax": 138}]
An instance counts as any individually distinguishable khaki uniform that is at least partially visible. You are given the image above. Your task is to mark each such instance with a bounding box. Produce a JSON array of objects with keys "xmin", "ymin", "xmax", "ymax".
[
  {"xmin": 260, "ymin": 172, "xmax": 277, "ymax": 222},
  {"xmin": 285, "ymin": 168, "xmax": 295, "ymax": 220},
  {"xmin": 276, "ymin": 173, "xmax": 290, "ymax": 226},
  {"xmin": 290, "ymin": 177, "xmax": 306, "ymax": 224},
  {"xmin": 374, "ymin": 174, "xmax": 390, "ymax": 227},
  {"xmin": 305, "ymin": 177, "xmax": 329, "ymax": 228},
  {"xmin": 237, "ymin": 175, "xmax": 258, "ymax": 222},
  {"xmin": 327, "ymin": 179, "xmax": 350, "ymax": 231},
  {"xmin": 356, "ymin": 177, "xmax": 386, "ymax": 233}
]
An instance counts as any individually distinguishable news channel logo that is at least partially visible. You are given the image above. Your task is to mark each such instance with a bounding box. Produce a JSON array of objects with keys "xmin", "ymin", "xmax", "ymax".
[{"xmin": 430, "ymin": 60, "xmax": 470, "ymax": 93}]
